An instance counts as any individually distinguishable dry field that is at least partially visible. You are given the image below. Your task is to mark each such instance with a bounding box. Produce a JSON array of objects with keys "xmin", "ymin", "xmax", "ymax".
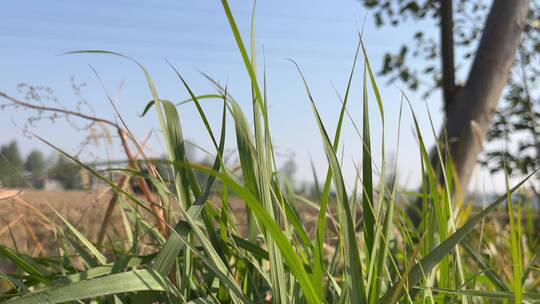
[
  {"xmin": 0, "ymin": 189, "xmax": 535, "ymax": 258},
  {"xmin": 0, "ymin": 189, "xmax": 116, "ymax": 257},
  {"xmin": 0, "ymin": 189, "xmax": 306, "ymax": 257},
  {"xmin": 0, "ymin": 188, "xmax": 322, "ymax": 259}
]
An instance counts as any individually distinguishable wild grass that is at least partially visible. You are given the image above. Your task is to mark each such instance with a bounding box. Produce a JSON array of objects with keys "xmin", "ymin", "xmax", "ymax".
[{"xmin": 1, "ymin": 1, "xmax": 539, "ymax": 303}]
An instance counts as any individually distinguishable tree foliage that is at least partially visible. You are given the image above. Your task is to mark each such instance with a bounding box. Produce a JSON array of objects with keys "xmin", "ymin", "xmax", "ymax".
[
  {"xmin": 24, "ymin": 150, "xmax": 46, "ymax": 175},
  {"xmin": 484, "ymin": 14, "xmax": 540, "ymax": 175},
  {"xmin": 0, "ymin": 140, "xmax": 25, "ymax": 187},
  {"xmin": 47, "ymin": 154, "xmax": 82, "ymax": 190},
  {"xmin": 24, "ymin": 149, "xmax": 47, "ymax": 188}
]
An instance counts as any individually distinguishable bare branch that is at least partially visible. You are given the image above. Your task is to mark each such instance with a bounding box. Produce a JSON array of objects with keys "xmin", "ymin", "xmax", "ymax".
[{"xmin": 0, "ymin": 91, "xmax": 118, "ymax": 128}]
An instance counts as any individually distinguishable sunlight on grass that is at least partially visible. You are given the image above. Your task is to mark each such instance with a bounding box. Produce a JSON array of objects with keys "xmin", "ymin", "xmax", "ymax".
[{"xmin": 0, "ymin": 1, "xmax": 538, "ymax": 303}]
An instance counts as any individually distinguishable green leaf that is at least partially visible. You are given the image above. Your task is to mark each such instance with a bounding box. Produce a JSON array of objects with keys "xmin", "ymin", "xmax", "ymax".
[{"xmin": 6, "ymin": 270, "xmax": 177, "ymax": 304}]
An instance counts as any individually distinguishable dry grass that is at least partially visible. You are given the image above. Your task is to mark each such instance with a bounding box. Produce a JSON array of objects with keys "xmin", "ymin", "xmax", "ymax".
[
  {"xmin": 0, "ymin": 189, "xmax": 263, "ymax": 257},
  {"xmin": 0, "ymin": 189, "xmax": 115, "ymax": 257}
]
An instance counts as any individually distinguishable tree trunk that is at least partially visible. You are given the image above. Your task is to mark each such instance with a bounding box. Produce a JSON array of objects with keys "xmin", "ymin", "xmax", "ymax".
[
  {"xmin": 409, "ymin": 0, "xmax": 529, "ymax": 225},
  {"xmin": 445, "ymin": 0, "xmax": 529, "ymax": 193}
]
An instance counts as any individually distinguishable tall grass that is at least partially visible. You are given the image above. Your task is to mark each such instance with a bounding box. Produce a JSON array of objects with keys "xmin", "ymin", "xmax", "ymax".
[{"xmin": 1, "ymin": 1, "xmax": 539, "ymax": 303}]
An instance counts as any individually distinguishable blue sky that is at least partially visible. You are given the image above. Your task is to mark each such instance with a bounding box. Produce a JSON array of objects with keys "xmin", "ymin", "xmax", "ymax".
[{"xmin": 0, "ymin": 0, "xmax": 500, "ymax": 191}]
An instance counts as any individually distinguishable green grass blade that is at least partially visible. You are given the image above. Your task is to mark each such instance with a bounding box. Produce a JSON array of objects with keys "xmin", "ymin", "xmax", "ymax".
[
  {"xmin": 414, "ymin": 286, "xmax": 540, "ymax": 302},
  {"xmin": 290, "ymin": 60, "xmax": 366, "ymax": 303},
  {"xmin": 309, "ymin": 39, "xmax": 362, "ymax": 295},
  {"xmin": 0, "ymin": 246, "xmax": 49, "ymax": 284},
  {"xmin": 152, "ymin": 98, "xmax": 227, "ymax": 276},
  {"xmin": 6, "ymin": 270, "xmax": 177, "ymax": 304},
  {"xmin": 461, "ymin": 240, "xmax": 510, "ymax": 292},
  {"xmin": 51, "ymin": 208, "xmax": 107, "ymax": 266},
  {"xmin": 220, "ymin": 0, "xmax": 265, "ymax": 120},
  {"xmin": 361, "ymin": 61, "xmax": 375, "ymax": 256},
  {"xmin": 190, "ymin": 163, "xmax": 321, "ymax": 304}
]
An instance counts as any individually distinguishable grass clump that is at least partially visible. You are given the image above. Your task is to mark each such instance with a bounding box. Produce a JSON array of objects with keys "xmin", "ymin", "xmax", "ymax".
[{"xmin": 1, "ymin": 1, "xmax": 539, "ymax": 303}]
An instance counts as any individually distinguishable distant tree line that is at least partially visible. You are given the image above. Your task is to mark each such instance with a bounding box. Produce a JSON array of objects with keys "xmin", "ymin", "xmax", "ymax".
[
  {"xmin": 0, "ymin": 140, "xmax": 82, "ymax": 189},
  {"xmin": 0, "ymin": 139, "xmax": 332, "ymax": 199}
]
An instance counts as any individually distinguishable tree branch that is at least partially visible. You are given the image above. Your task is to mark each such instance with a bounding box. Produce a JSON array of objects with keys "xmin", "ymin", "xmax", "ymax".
[{"xmin": 0, "ymin": 91, "xmax": 118, "ymax": 128}]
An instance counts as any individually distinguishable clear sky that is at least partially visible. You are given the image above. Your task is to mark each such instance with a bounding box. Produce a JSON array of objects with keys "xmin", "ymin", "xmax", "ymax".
[{"xmin": 0, "ymin": 0, "xmax": 502, "ymax": 192}]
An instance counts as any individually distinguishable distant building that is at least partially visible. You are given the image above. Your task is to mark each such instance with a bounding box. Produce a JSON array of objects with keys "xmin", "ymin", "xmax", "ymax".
[
  {"xmin": 80, "ymin": 170, "xmax": 106, "ymax": 190},
  {"xmin": 43, "ymin": 178, "xmax": 63, "ymax": 191}
]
